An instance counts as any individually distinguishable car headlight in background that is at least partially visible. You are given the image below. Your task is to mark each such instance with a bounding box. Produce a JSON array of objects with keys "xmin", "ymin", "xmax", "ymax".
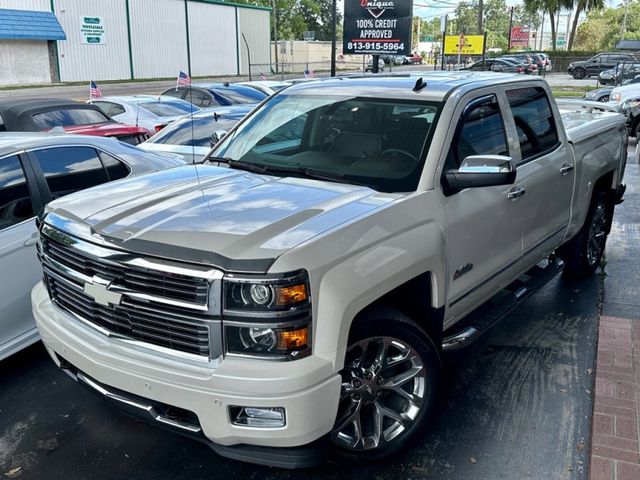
[
  {"xmin": 223, "ymin": 270, "xmax": 311, "ymax": 360},
  {"xmin": 611, "ymin": 92, "xmax": 622, "ymax": 102}
]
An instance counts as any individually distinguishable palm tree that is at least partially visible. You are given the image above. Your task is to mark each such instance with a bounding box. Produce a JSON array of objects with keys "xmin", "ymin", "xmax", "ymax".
[
  {"xmin": 524, "ymin": 0, "xmax": 573, "ymax": 51},
  {"xmin": 567, "ymin": 0, "xmax": 605, "ymax": 51}
]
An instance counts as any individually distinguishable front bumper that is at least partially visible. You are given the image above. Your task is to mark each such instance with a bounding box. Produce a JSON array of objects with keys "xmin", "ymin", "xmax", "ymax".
[{"xmin": 32, "ymin": 282, "xmax": 341, "ymax": 463}]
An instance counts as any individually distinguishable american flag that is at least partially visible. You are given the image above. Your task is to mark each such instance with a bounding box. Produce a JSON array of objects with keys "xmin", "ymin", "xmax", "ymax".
[
  {"xmin": 177, "ymin": 70, "xmax": 191, "ymax": 88},
  {"xmin": 303, "ymin": 68, "xmax": 314, "ymax": 78},
  {"xmin": 89, "ymin": 80, "xmax": 102, "ymax": 99},
  {"xmin": 259, "ymin": 69, "xmax": 267, "ymax": 80}
]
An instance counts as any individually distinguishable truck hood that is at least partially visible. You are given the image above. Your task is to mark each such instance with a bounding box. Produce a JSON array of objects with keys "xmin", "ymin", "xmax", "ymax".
[{"xmin": 45, "ymin": 165, "xmax": 403, "ymax": 272}]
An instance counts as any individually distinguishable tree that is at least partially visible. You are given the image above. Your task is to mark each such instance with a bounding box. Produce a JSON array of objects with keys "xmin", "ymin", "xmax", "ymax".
[
  {"xmin": 575, "ymin": 3, "xmax": 640, "ymax": 51},
  {"xmin": 567, "ymin": 0, "xmax": 605, "ymax": 51},
  {"xmin": 524, "ymin": 0, "xmax": 573, "ymax": 51}
]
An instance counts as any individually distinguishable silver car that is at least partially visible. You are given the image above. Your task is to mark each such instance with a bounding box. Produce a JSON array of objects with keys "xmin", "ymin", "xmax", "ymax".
[
  {"xmin": 237, "ymin": 80, "xmax": 291, "ymax": 96},
  {"xmin": 89, "ymin": 95, "xmax": 200, "ymax": 133},
  {"xmin": 0, "ymin": 133, "xmax": 184, "ymax": 360},
  {"xmin": 139, "ymin": 106, "xmax": 253, "ymax": 163}
]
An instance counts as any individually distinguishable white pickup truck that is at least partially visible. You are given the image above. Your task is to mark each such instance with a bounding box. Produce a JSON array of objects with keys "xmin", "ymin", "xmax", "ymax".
[{"xmin": 32, "ymin": 73, "xmax": 627, "ymax": 468}]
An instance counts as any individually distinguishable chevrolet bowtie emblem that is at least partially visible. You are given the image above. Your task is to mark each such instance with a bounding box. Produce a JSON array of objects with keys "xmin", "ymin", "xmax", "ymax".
[{"xmin": 84, "ymin": 277, "xmax": 122, "ymax": 307}]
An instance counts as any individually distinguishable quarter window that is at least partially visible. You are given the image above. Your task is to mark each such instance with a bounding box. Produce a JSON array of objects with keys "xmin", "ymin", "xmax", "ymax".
[
  {"xmin": 31, "ymin": 147, "xmax": 109, "ymax": 200},
  {"xmin": 93, "ymin": 101, "xmax": 125, "ymax": 117},
  {"xmin": 99, "ymin": 151, "xmax": 130, "ymax": 180},
  {"xmin": 0, "ymin": 155, "xmax": 34, "ymax": 230},
  {"xmin": 506, "ymin": 87, "xmax": 560, "ymax": 162}
]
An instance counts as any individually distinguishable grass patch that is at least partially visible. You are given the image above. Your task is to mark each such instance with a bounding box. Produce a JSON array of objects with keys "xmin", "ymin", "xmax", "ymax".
[{"xmin": 551, "ymin": 85, "xmax": 596, "ymax": 98}]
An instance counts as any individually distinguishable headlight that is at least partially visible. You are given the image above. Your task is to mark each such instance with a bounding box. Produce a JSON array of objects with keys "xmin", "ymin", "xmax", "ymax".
[
  {"xmin": 611, "ymin": 93, "xmax": 622, "ymax": 102},
  {"xmin": 223, "ymin": 270, "xmax": 311, "ymax": 360}
]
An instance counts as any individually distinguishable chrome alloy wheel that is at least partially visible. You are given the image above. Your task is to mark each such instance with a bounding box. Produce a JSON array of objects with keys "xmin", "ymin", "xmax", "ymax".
[
  {"xmin": 587, "ymin": 202, "xmax": 607, "ymax": 267},
  {"xmin": 330, "ymin": 337, "xmax": 427, "ymax": 451}
]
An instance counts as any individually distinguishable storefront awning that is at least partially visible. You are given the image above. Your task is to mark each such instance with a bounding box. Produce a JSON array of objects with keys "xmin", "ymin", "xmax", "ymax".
[{"xmin": 0, "ymin": 8, "xmax": 66, "ymax": 41}]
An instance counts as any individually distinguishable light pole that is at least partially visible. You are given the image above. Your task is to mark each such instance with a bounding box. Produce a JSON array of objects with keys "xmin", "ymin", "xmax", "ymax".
[
  {"xmin": 330, "ymin": 0, "xmax": 337, "ymax": 76},
  {"xmin": 271, "ymin": 0, "xmax": 279, "ymax": 73}
]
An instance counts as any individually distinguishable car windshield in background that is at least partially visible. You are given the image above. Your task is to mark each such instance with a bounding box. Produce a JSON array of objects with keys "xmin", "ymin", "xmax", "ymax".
[
  {"xmin": 149, "ymin": 115, "xmax": 241, "ymax": 147},
  {"xmin": 214, "ymin": 89, "xmax": 262, "ymax": 105},
  {"xmin": 214, "ymin": 94, "xmax": 440, "ymax": 193},
  {"xmin": 32, "ymin": 109, "xmax": 110, "ymax": 129},
  {"xmin": 142, "ymin": 102, "xmax": 195, "ymax": 116}
]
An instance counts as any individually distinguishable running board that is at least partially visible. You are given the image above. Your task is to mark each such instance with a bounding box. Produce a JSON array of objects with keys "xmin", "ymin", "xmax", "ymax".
[{"xmin": 442, "ymin": 259, "xmax": 564, "ymax": 351}]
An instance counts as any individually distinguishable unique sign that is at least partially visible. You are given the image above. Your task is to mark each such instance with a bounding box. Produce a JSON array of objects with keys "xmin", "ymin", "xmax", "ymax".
[
  {"xmin": 509, "ymin": 26, "xmax": 530, "ymax": 49},
  {"xmin": 343, "ymin": 0, "xmax": 412, "ymax": 55},
  {"xmin": 80, "ymin": 16, "xmax": 106, "ymax": 45},
  {"xmin": 444, "ymin": 34, "xmax": 484, "ymax": 55}
]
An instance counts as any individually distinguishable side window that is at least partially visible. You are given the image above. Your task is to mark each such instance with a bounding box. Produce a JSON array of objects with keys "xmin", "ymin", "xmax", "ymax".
[
  {"xmin": 506, "ymin": 87, "xmax": 560, "ymax": 162},
  {"xmin": 98, "ymin": 151, "xmax": 130, "ymax": 181},
  {"xmin": 0, "ymin": 155, "xmax": 34, "ymax": 230},
  {"xmin": 31, "ymin": 147, "xmax": 109, "ymax": 200},
  {"xmin": 162, "ymin": 89, "xmax": 183, "ymax": 99},
  {"xmin": 185, "ymin": 90, "xmax": 213, "ymax": 108},
  {"xmin": 94, "ymin": 101, "xmax": 125, "ymax": 117},
  {"xmin": 447, "ymin": 95, "xmax": 508, "ymax": 170}
]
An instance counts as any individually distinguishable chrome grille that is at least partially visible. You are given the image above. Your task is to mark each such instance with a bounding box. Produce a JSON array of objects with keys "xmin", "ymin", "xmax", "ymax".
[{"xmin": 40, "ymin": 224, "xmax": 223, "ymax": 359}]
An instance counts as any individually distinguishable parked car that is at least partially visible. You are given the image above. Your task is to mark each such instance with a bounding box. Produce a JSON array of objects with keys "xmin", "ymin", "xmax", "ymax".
[
  {"xmin": 0, "ymin": 98, "xmax": 150, "ymax": 144},
  {"xmin": 405, "ymin": 52, "xmax": 423, "ymax": 64},
  {"xmin": 502, "ymin": 55, "xmax": 538, "ymax": 75},
  {"xmin": 161, "ymin": 83, "xmax": 266, "ymax": 108},
  {"xmin": 530, "ymin": 52, "xmax": 552, "ymax": 72},
  {"xmin": 463, "ymin": 58, "xmax": 524, "ymax": 74},
  {"xmin": 89, "ymin": 95, "xmax": 201, "ymax": 133},
  {"xmin": 33, "ymin": 73, "xmax": 627, "ymax": 467},
  {"xmin": 599, "ymin": 62, "xmax": 640, "ymax": 86},
  {"xmin": 237, "ymin": 81, "xmax": 291, "ymax": 96},
  {"xmin": 584, "ymin": 87, "xmax": 614, "ymax": 102},
  {"xmin": 138, "ymin": 106, "xmax": 253, "ymax": 163},
  {"xmin": 364, "ymin": 58, "xmax": 385, "ymax": 72},
  {"xmin": 0, "ymin": 133, "xmax": 183, "ymax": 361},
  {"xmin": 568, "ymin": 52, "xmax": 636, "ymax": 79},
  {"xmin": 379, "ymin": 54, "xmax": 405, "ymax": 66}
]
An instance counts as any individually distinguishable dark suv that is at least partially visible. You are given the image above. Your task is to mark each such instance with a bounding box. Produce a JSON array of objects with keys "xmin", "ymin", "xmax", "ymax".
[{"xmin": 568, "ymin": 52, "xmax": 636, "ymax": 79}]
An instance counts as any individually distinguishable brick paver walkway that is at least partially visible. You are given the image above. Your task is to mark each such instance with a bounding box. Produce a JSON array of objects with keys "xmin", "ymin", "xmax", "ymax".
[{"xmin": 590, "ymin": 316, "xmax": 640, "ymax": 480}]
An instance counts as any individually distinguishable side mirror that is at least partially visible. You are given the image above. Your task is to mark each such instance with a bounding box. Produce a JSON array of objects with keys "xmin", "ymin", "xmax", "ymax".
[
  {"xmin": 210, "ymin": 129, "xmax": 227, "ymax": 147},
  {"xmin": 445, "ymin": 155, "xmax": 516, "ymax": 192}
]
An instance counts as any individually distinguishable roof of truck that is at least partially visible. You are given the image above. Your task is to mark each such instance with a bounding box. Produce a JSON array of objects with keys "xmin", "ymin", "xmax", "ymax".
[{"xmin": 283, "ymin": 72, "xmax": 544, "ymax": 101}]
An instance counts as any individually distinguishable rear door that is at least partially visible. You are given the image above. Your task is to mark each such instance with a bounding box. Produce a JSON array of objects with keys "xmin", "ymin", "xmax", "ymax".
[
  {"xmin": 502, "ymin": 86, "xmax": 572, "ymax": 269},
  {"xmin": 0, "ymin": 153, "xmax": 43, "ymax": 358}
]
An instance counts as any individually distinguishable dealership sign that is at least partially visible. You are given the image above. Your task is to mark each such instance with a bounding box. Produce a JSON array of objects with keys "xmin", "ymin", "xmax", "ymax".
[
  {"xmin": 343, "ymin": 0, "xmax": 412, "ymax": 55},
  {"xmin": 80, "ymin": 16, "xmax": 106, "ymax": 45},
  {"xmin": 509, "ymin": 26, "xmax": 529, "ymax": 49}
]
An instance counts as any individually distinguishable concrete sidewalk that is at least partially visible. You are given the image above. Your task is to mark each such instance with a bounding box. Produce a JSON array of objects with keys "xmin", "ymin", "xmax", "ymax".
[{"xmin": 590, "ymin": 148, "xmax": 640, "ymax": 479}]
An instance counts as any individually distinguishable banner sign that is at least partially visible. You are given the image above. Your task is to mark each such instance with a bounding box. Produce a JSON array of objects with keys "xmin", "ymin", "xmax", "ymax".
[
  {"xmin": 444, "ymin": 34, "xmax": 484, "ymax": 55},
  {"xmin": 343, "ymin": 0, "xmax": 412, "ymax": 55},
  {"xmin": 81, "ymin": 16, "xmax": 106, "ymax": 45},
  {"xmin": 509, "ymin": 26, "xmax": 530, "ymax": 49}
]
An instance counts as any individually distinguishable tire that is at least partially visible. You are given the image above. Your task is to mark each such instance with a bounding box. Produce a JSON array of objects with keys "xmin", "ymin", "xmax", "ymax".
[
  {"xmin": 558, "ymin": 191, "xmax": 611, "ymax": 279},
  {"xmin": 599, "ymin": 96, "xmax": 610, "ymax": 102},
  {"xmin": 572, "ymin": 68, "xmax": 586, "ymax": 79},
  {"xmin": 329, "ymin": 307, "xmax": 441, "ymax": 463}
]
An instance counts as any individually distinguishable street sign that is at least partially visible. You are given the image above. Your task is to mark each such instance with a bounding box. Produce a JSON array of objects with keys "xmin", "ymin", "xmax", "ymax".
[
  {"xmin": 80, "ymin": 16, "xmax": 106, "ymax": 45},
  {"xmin": 303, "ymin": 31, "xmax": 315, "ymax": 41},
  {"xmin": 343, "ymin": 0, "xmax": 413, "ymax": 55},
  {"xmin": 440, "ymin": 14, "xmax": 447, "ymax": 33},
  {"xmin": 443, "ymin": 34, "xmax": 484, "ymax": 55}
]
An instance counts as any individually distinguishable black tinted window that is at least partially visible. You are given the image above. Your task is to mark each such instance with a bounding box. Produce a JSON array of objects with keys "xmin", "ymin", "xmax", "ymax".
[
  {"xmin": 0, "ymin": 155, "xmax": 33, "ymax": 230},
  {"xmin": 32, "ymin": 109, "xmax": 110, "ymax": 129},
  {"xmin": 506, "ymin": 87, "xmax": 560, "ymax": 162},
  {"xmin": 450, "ymin": 96, "xmax": 508, "ymax": 168},
  {"xmin": 31, "ymin": 147, "xmax": 109, "ymax": 200},
  {"xmin": 142, "ymin": 102, "xmax": 193, "ymax": 116},
  {"xmin": 185, "ymin": 90, "xmax": 215, "ymax": 107},
  {"xmin": 99, "ymin": 151, "xmax": 130, "ymax": 180},
  {"xmin": 162, "ymin": 89, "xmax": 184, "ymax": 99}
]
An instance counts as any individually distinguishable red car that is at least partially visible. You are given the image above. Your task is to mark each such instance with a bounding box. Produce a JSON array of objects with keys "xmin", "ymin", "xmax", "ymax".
[
  {"xmin": 405, "ymin": 53, "xmax": 423, "ymax": 65},
  {"xmin": 0, "ymin": 98, "xmax": 150, "ymax": 144}
]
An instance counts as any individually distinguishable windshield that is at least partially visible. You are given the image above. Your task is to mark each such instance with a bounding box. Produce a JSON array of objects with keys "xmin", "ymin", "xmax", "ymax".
[
  {"xmin": 215, "ymin": 89, "xmax": 263, "ymax": 104},
  {"xmin": 213, "ymin": 94, "xmax": 441, "ymax": 192},
  {"xmin": 32, "ymin": 109, "xmax": 110, "ymax": 129},
  {"xmin": 148, "ymin": 114, "xmax": 241, "ymax": 147},
  {"xmin": 142, "ymin": 101, "xmax": 196, "ymax": 116}
]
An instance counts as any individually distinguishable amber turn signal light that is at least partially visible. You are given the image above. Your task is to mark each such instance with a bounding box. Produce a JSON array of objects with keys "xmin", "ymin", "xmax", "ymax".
[
  {"xmin": 275, "ymin": 284, "xmax": 308, "ymax": 305},
  {"xmin": 276, "ymin": 326, "xmax": 309, "ymax": 350}
]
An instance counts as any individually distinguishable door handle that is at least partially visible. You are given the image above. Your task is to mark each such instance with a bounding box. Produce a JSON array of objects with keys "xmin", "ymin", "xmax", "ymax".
[
  {"xmin": 23, "ymin": 234, "xmax": 38, "ymax": 247},
  {"xmin": 560, "ymin": 163, "xmax": 574, "ymax": 175},
  {"xmin": 507, "ymin": 186, "xmax": 526, "ymax": 200}
]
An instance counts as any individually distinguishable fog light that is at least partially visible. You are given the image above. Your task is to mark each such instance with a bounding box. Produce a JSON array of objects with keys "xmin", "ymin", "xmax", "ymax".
[{"xmin": 230, "ymin": 406, "xmax": 286, "ymax": 428}]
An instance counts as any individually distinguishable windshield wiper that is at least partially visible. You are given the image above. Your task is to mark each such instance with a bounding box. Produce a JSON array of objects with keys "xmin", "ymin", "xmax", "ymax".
[{"xmin": 207, "ymin": 156, "xmax": 269, "ymax": 174}]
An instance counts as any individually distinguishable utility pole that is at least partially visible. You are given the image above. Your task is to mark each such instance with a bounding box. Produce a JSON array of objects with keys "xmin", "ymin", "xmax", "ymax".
[
  {"xmin": 477, "ymin": 0, "xmax": 483, "ymax": 34},
  {"xmin": 539, "ymin": 11, "xmax": 545, "ymax": 50},
  {"xmin": 622, "ymin": 0, "xmax": 629, "ymax": 35},
  {"xmin": 507, "ymin": 6, "xmax": 514, "ymax": 51},
  {"xmin": 330, "ymin": 0, "xmax": 337, "ymax": 76},
  {"xmin": 271, "ymin": 0, "xmax": 278, "ymax": 73}
]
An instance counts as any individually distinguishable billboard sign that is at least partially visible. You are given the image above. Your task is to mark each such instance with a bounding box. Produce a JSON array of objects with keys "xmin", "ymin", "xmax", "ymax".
[
  {"xmin": 509, "ymin": 26, "xmax": 530, "ymax": 49},
  {"xmin": 80, "ymin": 16, "xmax": 106, "ymax": 45},
  {"xmin": 343, "ymin": 0, "xmax": 412, "ymax": 55},
  {"xmin": 443, "ymin": 34, "xmax": 484, "ymax": 55}
]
